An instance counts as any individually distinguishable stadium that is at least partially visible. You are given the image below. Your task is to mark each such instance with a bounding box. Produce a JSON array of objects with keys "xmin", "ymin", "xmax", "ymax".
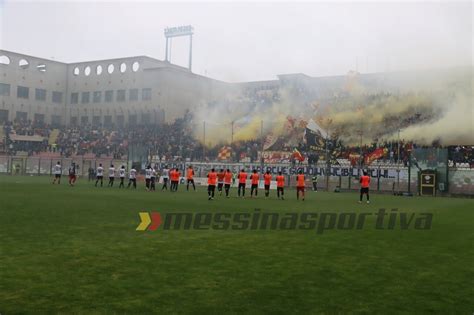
[{"xmin": 0, "ymin": 1, "xmax": 473, "ymax": 314}]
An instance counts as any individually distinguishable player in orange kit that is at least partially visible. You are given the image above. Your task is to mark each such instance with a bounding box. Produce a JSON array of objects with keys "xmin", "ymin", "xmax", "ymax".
[
  {"xmin": 186, "ymin": 165, "xmax": 195, "ymax": 191},
  {"xmin": 217, "ymin": 169, "xmax": 225, "ymax": 196},
  {"xmin": 238, "ymin": 169, "xmax": 248, "ymax": 198},
  {"xmin": 359, "ymin": 171, "xmax": 371, "ymax": 204},
  {"xmin": 224, "ymin": 169, "xmax": 233, "ymax": 198},
  {"xmin": 250, "ymin": 169, "xmax": 260, "ymax": 198},
  {"xmin": 207, "ymin": 168, "xmax": 217, "ymax": 200},
  {"xmin": 171, "ymin": 168, "xmax": 181, "ymax": 192},
  {"xmin": 263, "ymin": 170, "xmax": 272, "ymax": 198},
  {"xmin": 276, "ymin": 171, "xmax": 285, "ymax": 200},
  {"xmin": 296, "ymin": 170, "xmax": 305, "ymax": 201}
]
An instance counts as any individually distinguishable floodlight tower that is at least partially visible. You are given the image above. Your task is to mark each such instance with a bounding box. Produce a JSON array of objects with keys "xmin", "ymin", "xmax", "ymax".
[{"xmin": 164, "ymin": 25, "xmax": 194, "ymax": 71}]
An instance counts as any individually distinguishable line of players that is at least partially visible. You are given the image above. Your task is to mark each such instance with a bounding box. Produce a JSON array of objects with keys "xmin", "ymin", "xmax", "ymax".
[
  {"xmin": 205, "ymin": 168, "xmax": 291, "ymax": 201},
  {"xmin": 51, "ymin": 161, "xmax": 371, "ymax": 202}
]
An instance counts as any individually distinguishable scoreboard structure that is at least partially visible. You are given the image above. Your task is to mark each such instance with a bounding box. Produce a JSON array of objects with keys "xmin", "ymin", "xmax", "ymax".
[
  {"xmin": 164, "ymin": 25, "xmax": 194, "ymax": 71},
  {"xmin": 419, "ymin": 169, "xmax": 437, "ymax": 196}
]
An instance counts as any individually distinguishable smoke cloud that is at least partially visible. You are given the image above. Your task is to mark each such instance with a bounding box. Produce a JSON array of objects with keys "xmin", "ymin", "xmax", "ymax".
[{"xmin": 192, "ymin": 67, "xmax": 473, "ymax": 148}]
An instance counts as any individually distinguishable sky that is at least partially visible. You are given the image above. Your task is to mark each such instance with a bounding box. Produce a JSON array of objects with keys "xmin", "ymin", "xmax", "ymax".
[{"xmin": 0, "ymin": 0, "xmax": 472, "ymax": 82}]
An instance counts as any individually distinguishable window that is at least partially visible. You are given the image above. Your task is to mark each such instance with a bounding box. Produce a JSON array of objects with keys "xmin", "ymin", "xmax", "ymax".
[
  {"xmin": 93, "ymin": 91, "xmax": 102, "ymax": 103},
  {"xmin": 84, "ymin": 66, "xmax": 91, "ymax": 76},
  {"xmin": 129, "ymin": 114, "xmax": 137, "ymax": 126},
  {"xmin": 19, "ymin": 59, "xmax": 29, "ymax": 69},
  {"xmin": 35, "ymin": 88, "xmax": 47, "ymax": 101},
  {"xmin": 52, "ymin": 91, "xmax": 63, "ymax": 103},
  {"xmin": 141, "ymin": 113, "xmax": 150, "ymax": 124},
  {"xmin": 105, "ymin": 90, "xmax": 113, "ymax": 102},
  {"xmin": 129, "ymin": 88, "xmax": 138, "ymax": 101},
  {"xmin": 81, "ymin": 116, "xmax": 89, "ymax": 125},
  {"xmin": 17, "ymin": 86, "xmax": 29, "ymax": 99},
  {"xmin": 92, "ymin": 116, "xmax": 101, "ymax": 126},
  {"xmin": 142, "ymin": 88, "xmax": 152, "ymax": 101},
  {"xmin": 0, "ymin": 109, "xmax": 9, "ymax": 123},
  {"xmin": 0, "ymin": 55, "xmax": 10, "ymax": 65},
  {"xmin": 16, "ymin": 111, "xmax": 28, "ymax": 121},
  {"xmin": 107, "ymin": 64, "xmax": 114, "ymax": 74},
  {"xmin": 116, "ymin": 115, "xmax": 124, "ymax": 127},
  {"xmin": 116, "ymin": 89, "xmax": 126, "ymax": 102},
  {"xmin": 37, "ymin": 64, "xmax": 46, "ymax": 73},
  {"xmin": 104, "ymin": 115, "xmax": 112, "ymax": 126},
  {"xmin": 0, "ymin": 83, "xmax": 10, "ymax": 96},
  {"xmin": 96, "ymin": 65, "xmax": 103, "ymax": 75},
  {"xmin": 132, "ymin": 61, "xmax": 140, "ymax": 72},
  {"xmin": 120, "ymin": 63, "xmax": 127, "ymax": 73},
  {"xmin": 81, "ymin": 92, "xmax": 90, "ymax": 104},
  {"xmin": 71, "ymin": 92, "xmax": 79, "ymax": 104},
  {"xmin": 34, "ymin": 113, "xmax": 45, "ymax": 123},
  {"xmin": 73, "ymin": 67, "xmax": 80, "ymax": 76},
  {"xmin": 51, "ymin": 115, "xmax": 61, "ymax": 126}
]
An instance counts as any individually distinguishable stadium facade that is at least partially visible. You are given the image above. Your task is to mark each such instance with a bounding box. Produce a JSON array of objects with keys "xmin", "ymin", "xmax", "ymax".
[{"xmin": 0, "ymin": 49, "xmax": 235, "ymax": 126}]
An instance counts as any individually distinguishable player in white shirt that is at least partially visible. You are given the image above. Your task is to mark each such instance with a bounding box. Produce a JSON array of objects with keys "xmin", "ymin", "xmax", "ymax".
[
  {"xmin": 95, "ymin": 163, "xmax": 104, "ymax": 187},
  {"xmin": 118, "ymin": 165, "xmax": 126, "ymax": 188},
  {"xmin": 145, "ymin": 165, "xmax": 152, "ymax": 191},
  {"xmin": 52, "ymin": 161, "xmax": 62, "ymax": 184},
  {"xmin": 161, "ymin": 166, "xmax": 169, "ymax": 191},
  {"xmin": 127, "ymin": 167, "xmax": 137, "ymax": 189},
  {"xmin": 108, "ymin": 164, "xmax": 116, "ymax": 187}
]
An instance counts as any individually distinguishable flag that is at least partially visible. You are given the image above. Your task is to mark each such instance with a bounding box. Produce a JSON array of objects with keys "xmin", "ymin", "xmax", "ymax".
[
  {"xmin": 305, "ymin": 119, "xmax": 327, "ymax": 154},
  {"xmin": 292, "ymin": 148, "xmax": 305, "ymax": 162},
  {"xmin": 306, "ymin": 118, "xmax": 328, "ymax": 138},
  {"xmin": 263, "ymin": 133, "xmax": 277, "ymax": 150},
  {"xmin": 364, "ymin": 148, "xmax": 387, "ymax": 165},
  {"xmin": 217, "ymin": 146, "xmax": 232, "ymax": 161},
  {"xmin": 305, "ymin": 128, "xmax": 326, "ymax": 152}
]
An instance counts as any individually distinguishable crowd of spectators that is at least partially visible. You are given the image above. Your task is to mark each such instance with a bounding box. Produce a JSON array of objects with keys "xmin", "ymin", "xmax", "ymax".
[
  {"xmin": 2, "ymin": 120, "xmax": 51, "ymax": 155},
  {"xmin": 1, "ymin": 118, "xmax": 472, "ymax": 168}
]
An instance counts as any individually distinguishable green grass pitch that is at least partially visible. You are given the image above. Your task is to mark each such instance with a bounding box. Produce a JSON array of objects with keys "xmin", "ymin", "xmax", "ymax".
[{"xmin": 0, "ymin": 176, "xmax": 473, "ymax": 314}]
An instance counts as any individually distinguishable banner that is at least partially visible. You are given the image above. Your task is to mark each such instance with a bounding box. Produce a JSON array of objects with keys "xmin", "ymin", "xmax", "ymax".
[
  {"xmin": 155, "ymin": 162, "xmax": 409, "ymax": 179},
  {"xmin": 365, "ymin": 148, "xmax": 387, "ymax": 165},
  {"xmin": 258, "ymin": 151, "xmax": 292, "ymax": 163}
]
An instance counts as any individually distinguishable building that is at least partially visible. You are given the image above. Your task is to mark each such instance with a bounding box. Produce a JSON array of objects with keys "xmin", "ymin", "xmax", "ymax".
[{"xmin": 0, "ymin": 49, "xmax": 230, "ymax": 126}]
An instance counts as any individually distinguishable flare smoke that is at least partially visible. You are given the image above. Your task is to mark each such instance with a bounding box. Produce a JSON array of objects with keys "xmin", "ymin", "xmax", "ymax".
[{"xmin": 192, "ymin": 67, "xmax": 473, "ymax": 147}]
